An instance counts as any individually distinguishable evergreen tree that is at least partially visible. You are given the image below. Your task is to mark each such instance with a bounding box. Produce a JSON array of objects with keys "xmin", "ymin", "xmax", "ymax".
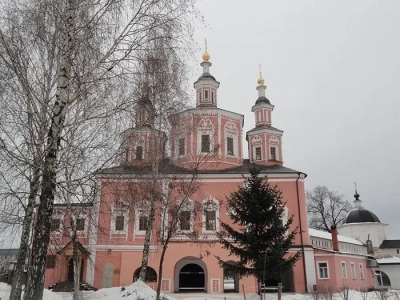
[{"xmin": 216, "ymin": 167, "xmax": 301, "ymax": 286}]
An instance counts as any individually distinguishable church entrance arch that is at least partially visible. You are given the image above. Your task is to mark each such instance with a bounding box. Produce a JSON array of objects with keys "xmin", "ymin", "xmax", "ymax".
[{"xmin": 174, "ymin": 257, "xmax": 208, "ymax": 292}]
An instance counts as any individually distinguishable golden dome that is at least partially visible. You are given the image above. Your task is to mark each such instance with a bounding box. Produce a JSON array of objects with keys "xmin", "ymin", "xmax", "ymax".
[
  {"xmin": 202, "ymin": 38, "xmax": 210, "ymax": 62},
  {"xmin": 257, "ymin": 72, "xmax": 265, "ymax": 85},
  {"xmin": 202, "ymin": 49, "xmax": 210, "ymax": 62}
]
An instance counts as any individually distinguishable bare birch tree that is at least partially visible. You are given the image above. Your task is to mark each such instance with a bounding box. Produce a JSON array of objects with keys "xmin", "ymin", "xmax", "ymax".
[{"xmin": 0, "ymin": 0, "xmax": 199, "ymax": 299}]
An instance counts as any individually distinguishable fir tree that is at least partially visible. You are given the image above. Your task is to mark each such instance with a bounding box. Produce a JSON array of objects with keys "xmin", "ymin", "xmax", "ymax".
[{"xmin": 216, "ymin": 167, "xmax": 301, "ymax": 286}]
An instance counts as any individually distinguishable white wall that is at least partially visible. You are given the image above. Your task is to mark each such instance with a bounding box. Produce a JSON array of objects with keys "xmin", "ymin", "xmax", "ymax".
[
  {"xmin": 338, "ymin": 223, "xmax": 387, "ymax": 247},
  {"xmin": 379, "ymin": 264, "xmax": 400, "ymax": 289}
]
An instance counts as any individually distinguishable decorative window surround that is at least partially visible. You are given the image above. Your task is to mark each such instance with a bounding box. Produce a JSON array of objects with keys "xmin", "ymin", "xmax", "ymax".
[
  {"xmin": 51, "ymin": 209, "xmax": 65, "ymax": 236},
  {"xmin": 269, "ymin": 136, "xmax": 280, "ymax": 161},
  {"xmin": 224, "ymin": 121, "xmax": 239, "ymax": 158},
  {"xmin": 197, "ymin": 119, "xmax": 214, "ymax": 154},
  {"xmin": 359, "ymin": 263, "xmax": 364, "ymax": 279},
  {"xmin": 176, "ymin": 199, "xmax": 194, "ymax": 233},
  {"xmin": 341, "ymin": 261, "xmax": 347, "ymax": 279},
  {"xmin": 317, "ymin": 261, "xmax": 330, "ymax": 279},
  {"xmin": 202, "ymin": 197, "xmax": 220, "ymax": 233},
  {"xmin": 350, "ymin": 262, "xmax": 356, "ymax": 279},
  {"xmin": 110, "ymin": 201, "xmax": 130, "ymax": 239},
  {"xmin": 251, "ymin": 135, "xmax": 262, "ymax": 161},
  {"xmin": 134, "ymin": 201, "xmax": 150, "ymax": 236}
]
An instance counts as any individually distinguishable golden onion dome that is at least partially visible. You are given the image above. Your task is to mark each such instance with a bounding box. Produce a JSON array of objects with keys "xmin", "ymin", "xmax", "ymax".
[
  {"xmin": 202, "ymin": 49, "xmax": 210, "ymax": 62},
  {"xmin": 257, "ymin": 72, "xmax": 265, "ymax": 85}
]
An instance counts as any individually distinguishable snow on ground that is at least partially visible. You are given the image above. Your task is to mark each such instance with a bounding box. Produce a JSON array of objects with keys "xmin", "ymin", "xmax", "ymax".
[
  {"xmin": 0, "ymin": 282, "xmax": 65, "ymax": 300},
  {"xmin": 0, "ymin": 281, "xmax": 175, "ymax": 300},
  {"xmin": 1, "ymin": 282, "xmax": 400, "ymax": 300}
]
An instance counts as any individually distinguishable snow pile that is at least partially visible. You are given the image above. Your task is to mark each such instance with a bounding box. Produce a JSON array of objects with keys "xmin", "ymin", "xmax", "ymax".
[{"xmin": 85, "ymin": 280, "xmax": 176, "ymax": 300}]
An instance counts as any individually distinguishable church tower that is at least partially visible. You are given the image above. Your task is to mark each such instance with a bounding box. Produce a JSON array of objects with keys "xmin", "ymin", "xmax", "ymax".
[
  {"xmin": 246, "ymin": 71, "xmax": 283, "ymax": 166},
  {"xmin": 121, "ymin": 78, "xmax": 166, "ymax": 165},
  {"xmin": 193, "ymin": 40, "xmax": 220, "ymax": 108},
  {"xmin": 135, "ymin": 79, "xmax": 155, "ymax": 128}
]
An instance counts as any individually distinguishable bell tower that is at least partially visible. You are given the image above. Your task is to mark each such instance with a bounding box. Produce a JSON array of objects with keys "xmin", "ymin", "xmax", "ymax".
[
  {"xmin": 121, "ymin": 77, "xmax": 166, "ymax": 165},
  {"xmin": 246, "ymin": 70, "xmax": 283, "ymax": 166},
  {"xmin": 194, "ymin": 40, "xmax": 220, "ymax": 108}
]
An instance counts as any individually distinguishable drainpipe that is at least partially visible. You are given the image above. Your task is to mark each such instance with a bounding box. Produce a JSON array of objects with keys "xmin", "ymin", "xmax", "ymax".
[{"xmin": 296, "ymin": 172, "xmax": 308, "ymax": 292}]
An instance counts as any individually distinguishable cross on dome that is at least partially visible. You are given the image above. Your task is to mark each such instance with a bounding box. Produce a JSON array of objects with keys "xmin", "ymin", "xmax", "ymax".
[
  {"xmin": 257, "ymin": 64, "xmax": 265, "ymax": 86},
  {"xmin": 202, "ymin": 38, "xmax": 210, "ymax": 62}
]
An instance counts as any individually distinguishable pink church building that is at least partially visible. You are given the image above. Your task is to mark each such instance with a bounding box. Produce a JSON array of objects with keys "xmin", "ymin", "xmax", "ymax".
[{"xmin": 43, "ymin": 47, "xmax": 378, "ymax": 294}]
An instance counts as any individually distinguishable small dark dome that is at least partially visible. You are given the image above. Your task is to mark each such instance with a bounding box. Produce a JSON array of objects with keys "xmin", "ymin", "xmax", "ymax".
[
  {"xmin": 197, "ymin": 72, "xmax": 216, "ymax": 81},
  {"xmin": 255, "ymin": 96, "xmax": 271, "ymax": 104},
  {"xmin": 343, "ymin": 208, "xmax": 381, "ymax": 224}
]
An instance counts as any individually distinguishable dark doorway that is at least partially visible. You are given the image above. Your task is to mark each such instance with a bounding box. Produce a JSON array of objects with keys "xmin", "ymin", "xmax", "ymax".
[
  {"xmin": 68, "ymin": 259, "xmax": 74, "ymax": 281},
  {"xmin": 179, "ymin": 263, "xmax": 205, "ymax": 291},
  {"xmin": 67, "ymin": 258, "xmax": 84, "ymax": 282}
]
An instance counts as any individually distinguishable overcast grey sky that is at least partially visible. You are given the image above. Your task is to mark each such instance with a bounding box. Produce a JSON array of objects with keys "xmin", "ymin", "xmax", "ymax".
[{"xmin": 190, "ymin": 0, "xmax": 400, "ymax": 239}]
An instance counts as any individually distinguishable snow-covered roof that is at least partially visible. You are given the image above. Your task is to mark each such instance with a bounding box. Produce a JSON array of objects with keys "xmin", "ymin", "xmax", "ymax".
[
  {"xmin": 308, "ymin": 228, "xmax": 364, "ymax": 246},
  {"xmin": 377, "ymin": 257, "xmax": 400, "ymax": 264}
]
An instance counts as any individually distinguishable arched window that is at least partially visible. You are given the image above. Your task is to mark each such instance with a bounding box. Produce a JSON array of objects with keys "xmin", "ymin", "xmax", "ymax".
[
  {"xmin": 211, "ymin": 91, "xmax": 214, "ymax": 103},
  {"xmin": 204, "ymin": 90, "xmax": 209, "ymax": 101},
  {"xmin": 133, "ymin": 267, "xmax": 157, "ymax": 282}
]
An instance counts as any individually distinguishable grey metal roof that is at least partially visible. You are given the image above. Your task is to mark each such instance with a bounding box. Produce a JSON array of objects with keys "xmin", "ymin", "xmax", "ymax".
[
  {"xmin": 197, "ymin": 72, "xmax": 216, "ymax": 81},
  {"xmin": 379, "ymin": 240, "xmax": 400, "ymax": 249},
  {"xmin": 246, "ymin": 125, "xmax": 283, "ymax": 134},
  {"xmin": 255, "ymin": 96, "xmax": 271, "ymax": 105},
  {"xmin": 97, "ymin": 158, "xmax": 306, "ymax": 177},
  {"xmin": 0, "ymin": 249, "xmax": 19, "ymax": 256}
]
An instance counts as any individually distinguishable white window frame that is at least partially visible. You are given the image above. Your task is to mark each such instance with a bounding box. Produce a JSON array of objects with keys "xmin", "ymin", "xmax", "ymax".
[
  {"xmin": 350, "ymin": 262, "xmax": 356, "ymax": 279},
  {"xmin": 317, "ymin": 261, "xmax": 329, "ymax": 279},
  {"xmin": 254, "ymin": 146, "xmax": 262, "ymax": 160},
  {"xmin": 224, "ymin": 121, "xmax": 239, "ymax": 158},
  {"xmin": 202, "ymin": 198, "xmax": 220, "ymax": 233},
  {"xmin": 341, "ymin": 261, "xmax": 347, "ymax": 279},
  {"xmin": 359, "ymin": 263, "xmax": 364, "ymax": 279},
  {"xmin": 176, "ymin": 135, "xmax": 186, "ymax": 157},
  {"xmin": 177, "ymin": 199, "xmax": 194, "ymax": 233},
  {"xmin": 134, "ymin": 201, "xmax": 150, "ymax": 236},
  {"xmin": 73, "ymin": 212, "xmax": 89, "ymax": 235},
  {"xmin": 269, "ymin": 136, "xmax": 280, "ymax": 161},
  {"xmin": 197, "ymin": 119, "xmax": 214, "ymax": 154},
  {"xmin": 51, "ymin": 217, "xmax": 62, "ymax": 234},
  {"xmin": 270, "ymin": 146, "xmax": 277, "ymax": 160},
  {"xmin": 250, "ymin": 135, "xmax": 262, "ymax": 161},
  {"xmin": 51, "ymin": 209, "xmax": 65, "ymax": 236},
  {"xmin": 111, "ymin": 201, "xmax": 130, "ymax": 238}
]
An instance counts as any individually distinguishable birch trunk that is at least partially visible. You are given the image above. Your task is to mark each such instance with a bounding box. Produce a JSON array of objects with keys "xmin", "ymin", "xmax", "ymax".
[
  {"xmin": 9, "ymin": 169, "xmax": 40, "ymax": 300},
  {"xmin": 139, "ymin": 161, "xmax": 158, "ymax": 281},
  {"xmin": 155, "ymin": 241, "xmax": 168, "ymax": 300},
  {"xmin": 72, "ymin": 227, "xmax": 80, "ymax": 300},
  {"xmin": 23, "ymin": 0, "xmax": 75, "ymax": 298}
]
